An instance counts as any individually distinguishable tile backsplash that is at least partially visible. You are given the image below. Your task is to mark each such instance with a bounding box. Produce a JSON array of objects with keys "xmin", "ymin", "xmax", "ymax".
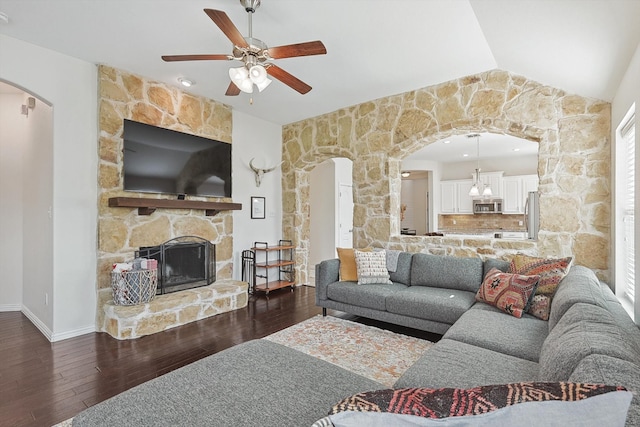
[{"xmin": 439, "ymin": 214, "xmax": 526, "ymax": 232}]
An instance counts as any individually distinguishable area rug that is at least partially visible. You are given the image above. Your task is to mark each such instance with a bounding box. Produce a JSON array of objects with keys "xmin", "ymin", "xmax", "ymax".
[{"xmin": 264, "ymin": 315, "xmax": 433, "ymax": 387}]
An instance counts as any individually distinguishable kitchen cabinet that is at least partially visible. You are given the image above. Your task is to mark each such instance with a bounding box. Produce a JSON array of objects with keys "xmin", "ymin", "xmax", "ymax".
[
  {"xmin": 502, "ymin": 174, "xmax": 538, "ymax": 214},
  {"xmin": 440, "ymin": 180, "xmax": 473, "ymax": 214},
  {"xmin": 478, "ymin": 172, "xmax": 504, "ymax": 197}
]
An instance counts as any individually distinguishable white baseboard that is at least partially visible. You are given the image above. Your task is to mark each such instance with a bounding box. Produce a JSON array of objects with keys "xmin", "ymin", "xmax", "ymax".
[
  {"xmin": 21, "ymin": 305, "xmax": 54, "ymax": 341},
  {"xmin": 0, "ymin": 304, "xmax": 21, "ymax": 311},
  {"xmin": 20, "ymin": 305, "xmax": 96, "ymax": 342},
  {"xmin": 51, "ymin": 325, "xmax": 96, "ymax": 342}
]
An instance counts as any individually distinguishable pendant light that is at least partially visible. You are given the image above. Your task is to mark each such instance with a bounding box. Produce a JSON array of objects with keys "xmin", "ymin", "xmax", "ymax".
[{"xmin": 468, "ymin": 134, "xmax": 492, "ymax": 197}]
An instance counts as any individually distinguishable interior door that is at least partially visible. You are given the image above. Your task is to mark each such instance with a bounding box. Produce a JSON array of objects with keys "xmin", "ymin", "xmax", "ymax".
[{"xmin": 338, "ymin": 183, "xmax": 354, "ymax": 248}]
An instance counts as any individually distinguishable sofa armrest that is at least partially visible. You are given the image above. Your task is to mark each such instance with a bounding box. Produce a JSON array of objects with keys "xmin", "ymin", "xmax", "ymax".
[{"xmin": 315, "ymin": 258, "xmax": 340, "ymax": 301}]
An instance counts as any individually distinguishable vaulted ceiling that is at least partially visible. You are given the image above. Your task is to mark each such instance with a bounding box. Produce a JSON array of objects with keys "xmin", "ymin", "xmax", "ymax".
[{"xmin": 1, "ymin": 0, "xmax": 639, "ymax": 125}]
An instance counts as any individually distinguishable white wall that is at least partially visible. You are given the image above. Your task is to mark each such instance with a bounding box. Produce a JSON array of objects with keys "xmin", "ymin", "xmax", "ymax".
[
  {"xmin": 231, "ymin": 110, "xmax": 283, "ymax": 281},
  {"xmin": 0, "ymin": 34, "xmax": 98, "ymax": 341},
  {"xmin": 611, "ymin": 40, "xmax": 640, "ymax": 324},
  {"xmin": 308, "ymin": 158, "xmax": 353, "ymax": 282},
  {"xmin": 21, "ymin": 94, "xmax": 53, "ymax": 330},
  {"xmin": 402, "ymin": 159, "xmax": 441, "ymax": 232},
  {"xmin": 401, "ymin": 178, "xmax": 428, "ymax": 235},
  {"xmin": 310, "ymin": 160, "xmax": 336, "ymax": 271},
  {"xmin": 0, "ymin": 92, "xmax": 25, "ymax": 310}
]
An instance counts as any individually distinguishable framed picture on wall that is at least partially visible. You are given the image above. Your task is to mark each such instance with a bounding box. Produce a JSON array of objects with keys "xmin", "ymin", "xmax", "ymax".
[{"xmin": 251, "ymin": 196, "xmax": 266, "ymax": 219}]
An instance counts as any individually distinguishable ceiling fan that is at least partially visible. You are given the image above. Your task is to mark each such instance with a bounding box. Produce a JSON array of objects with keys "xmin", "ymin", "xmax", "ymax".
[{"xmin": 161, "ymin": 0, "xmax": 327, "ymax": 96}]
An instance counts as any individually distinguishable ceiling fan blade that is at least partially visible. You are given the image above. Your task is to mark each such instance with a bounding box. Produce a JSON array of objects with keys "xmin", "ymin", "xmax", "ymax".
[
  {"xmin": 225, "ymin": 82, "xmax": 241, "ymax": 96},
  {"xmin": 204, "ymin": 9, "xmax": 249, "ymax": 48},
  {"xmin": 266, "ymin": 65, "xmax": 312, "ymax": 94},
  {"xmin": 162, "ymin": 54, "xmax": 230, "ymax": 62},
  {"xmin": 267, "ymin": 41, "xmax": 327, "ymax": 59}
]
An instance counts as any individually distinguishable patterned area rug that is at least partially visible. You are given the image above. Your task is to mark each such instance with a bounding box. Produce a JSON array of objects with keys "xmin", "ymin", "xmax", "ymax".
[{"xmin": 264, "ymin": 315, "xmax": 433, "ymax": 387}]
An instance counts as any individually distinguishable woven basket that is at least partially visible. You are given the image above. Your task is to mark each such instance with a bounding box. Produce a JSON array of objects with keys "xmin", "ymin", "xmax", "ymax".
[{"xmin": 111, "ymin": 269, "xmax": 158, "ymax": 306}]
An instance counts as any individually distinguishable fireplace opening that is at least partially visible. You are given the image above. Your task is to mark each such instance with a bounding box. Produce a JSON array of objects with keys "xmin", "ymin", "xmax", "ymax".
[{"xmin": 136, "ymin": 236, "xmax": 216, "ymax": 294}]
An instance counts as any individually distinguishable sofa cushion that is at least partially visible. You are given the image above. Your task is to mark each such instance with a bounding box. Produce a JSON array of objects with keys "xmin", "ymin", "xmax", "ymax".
[
  {"xmin": 539, "ymin": 303, "xmax": 640, "ymax": 382},
  {"xmin": 355, "ymin": 249, "xmax": 392, "ymax": 285},
  {"xmin": 394, "ymin": 339, "xmax": 539, "ymax": 389},
  {"xmin": 326, "ymin": 282, "xmax": 407, "ymax": 311},
  {"xmin": 388, "ymin": 252, "xmax": 413, "ymax": 285},
  {"xmin": 443, "ymin": 303, "xmax": 548, "ymax": 362},
  {"xmin": 386, "ymin": 287, "xmax": 477, "ymax": 325},
  {"xmin": 569, "ymin": 354, "xmax": 640, "ymax": 427},
  {"xmin": 548, "ymin": 266, "xmax": 608, "ymax": 330},
  {"xmin": 410, "ymin": 254, "xmax": 483, "ymax": 292},
  {"xmin": 483, "ymin": 258, "xmax": 511, "ymax": 276},
  {"xmin": 475, "ymin": 268, "xmax": 540, "ymax": 318},
  {"xmin": 72, "ymin": 339, "xmax": 384, "ymax": 427}
]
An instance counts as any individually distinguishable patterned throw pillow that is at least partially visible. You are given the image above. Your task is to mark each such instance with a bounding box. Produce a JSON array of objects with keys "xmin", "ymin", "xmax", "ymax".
[
  {"xmin": 312, "ymin": 383, "xmax": 631, "ymax": 427},
  {"xmin": 509, "ymin": 255, "xmax": 573, "ymax": 321},
  {"xmin": 476, "ymin": 268, "xmax": 539, "ymax": 318},
  {"xmin": 354, "ymin": 250, "xmax": 392, "ymax": 285},
  {"xmin": 336, "ymin": 248, "xmax": 370, "ymax": 281}
]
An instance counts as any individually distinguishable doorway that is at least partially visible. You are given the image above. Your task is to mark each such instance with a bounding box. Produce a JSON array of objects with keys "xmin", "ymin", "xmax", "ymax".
[{"xmin": 308, "ymin": 158, "xmax": 353, "ymax": 285}]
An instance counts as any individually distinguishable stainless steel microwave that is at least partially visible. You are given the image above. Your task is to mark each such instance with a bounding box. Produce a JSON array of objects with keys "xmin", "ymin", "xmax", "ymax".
[{"xmin": 473, "ymin": 199, "xmax": 503, "ymax": 214}]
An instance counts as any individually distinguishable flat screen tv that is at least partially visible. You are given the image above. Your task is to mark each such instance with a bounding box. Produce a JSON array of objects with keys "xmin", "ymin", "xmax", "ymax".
[{"xmin": 123, "ymin": 119, "xmax": 232, "ymax": 198}]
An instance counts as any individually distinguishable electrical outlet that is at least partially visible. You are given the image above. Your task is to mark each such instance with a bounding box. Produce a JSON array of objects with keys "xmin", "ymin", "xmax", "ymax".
[
  {"xmin": 518, "ymin": 220, "xmax": 523, "ymax": 226},
  {"xmin": 452, "ymin": 219, "xmax": 457, "ymax": 225}
]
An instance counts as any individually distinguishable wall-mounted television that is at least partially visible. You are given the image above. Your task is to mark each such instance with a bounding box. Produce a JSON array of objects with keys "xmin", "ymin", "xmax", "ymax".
[{"xmin": 122, "ymin": 119, "xmax": 232, "ymax": 198}]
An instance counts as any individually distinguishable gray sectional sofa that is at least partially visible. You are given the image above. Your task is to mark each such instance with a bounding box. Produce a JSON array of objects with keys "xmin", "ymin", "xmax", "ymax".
[
  {"xmin": 73, "ymin": 252, "xmax": 640, "ymax": 426},
  {"xmin": 316, "ymin": 252, "xmax": 640, "ymax": 426}
]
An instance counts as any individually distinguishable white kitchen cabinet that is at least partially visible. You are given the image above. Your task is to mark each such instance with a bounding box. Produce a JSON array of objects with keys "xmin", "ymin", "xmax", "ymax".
[
  {"xmin": 440, "ymin": 180, "xmax": 473, "ymax": 214},
  {"xmin": 440, "ymin": 181, "xmax": 457, "ymax": 213},
  {"xmin": 502, "ymin": 174, "xmax": 538, "ymax": 214},
  {"xmin": 478, "ymin": 172, "xmax": 504, "ymax": 198},
  {"xmin": 456, "ymin": 181, "xmax": 474, "ymax": 213}
]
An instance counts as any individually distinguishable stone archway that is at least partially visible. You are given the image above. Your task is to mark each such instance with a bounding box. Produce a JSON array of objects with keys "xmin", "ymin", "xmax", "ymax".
[{"xmin": 283, "ymin": 70, "xmax": 611, "ymax": 281}]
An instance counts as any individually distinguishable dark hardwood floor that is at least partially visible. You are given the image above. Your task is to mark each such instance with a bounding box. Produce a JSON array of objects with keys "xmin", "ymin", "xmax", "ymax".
[{"xmin": 0, "ymin": 286, "xmax": 439, "ymax": 427}]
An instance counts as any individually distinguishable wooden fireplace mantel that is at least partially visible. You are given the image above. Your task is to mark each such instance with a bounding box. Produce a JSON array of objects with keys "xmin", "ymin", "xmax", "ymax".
[{"xmin": 108, "ymin": 197, "xmax": 242, "ymax": 216}]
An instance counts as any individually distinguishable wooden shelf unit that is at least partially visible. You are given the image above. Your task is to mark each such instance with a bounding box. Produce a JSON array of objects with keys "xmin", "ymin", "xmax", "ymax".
[
  {"xmin": 108, "ymin": 197, "xmax": 242, "ymax": 216},
  {"xmin": 246, "ymin": 240, "xmax": 296, "ymax": 295}
]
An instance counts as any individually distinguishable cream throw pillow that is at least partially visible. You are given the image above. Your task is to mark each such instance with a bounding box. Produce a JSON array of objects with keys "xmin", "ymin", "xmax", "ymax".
[{"xmin": 354, "ymin": 250, "xmax": 392, "ymax": 285}]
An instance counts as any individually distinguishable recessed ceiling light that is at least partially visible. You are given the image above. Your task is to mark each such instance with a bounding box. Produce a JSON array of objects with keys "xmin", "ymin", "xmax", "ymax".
[
  {"xmin": 178, "ymin": 77, "xmax": 194, "ymax": 87},
  {"xmin": 443, "ymin": 140, "xmax": 451, "ymax": 144},
  {"xmin": 513, "ymin": 148, "xmax": 521, "ymax": 152},
  {"xmin": 462, "ymin": 153, "xmax": 469, "ymax": 157}
]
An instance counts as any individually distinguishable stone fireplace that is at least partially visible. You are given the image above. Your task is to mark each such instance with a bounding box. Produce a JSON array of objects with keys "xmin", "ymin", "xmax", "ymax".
[{"xmin": 96, "ymin": 65, "xmax": 247, "ymax": 339}]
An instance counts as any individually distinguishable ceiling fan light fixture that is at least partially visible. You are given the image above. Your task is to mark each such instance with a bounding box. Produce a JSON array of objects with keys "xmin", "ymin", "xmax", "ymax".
[
  {"xmin": 229, "ymin": 66, "xmax": 254, "ymax": 93},
  {"xmin": 255, "ymin": 77, "xmax": 272, "ymax": 92},
  {"xmin": 249, "ymin": 64, "xmax": 268, "ymax": 84}
]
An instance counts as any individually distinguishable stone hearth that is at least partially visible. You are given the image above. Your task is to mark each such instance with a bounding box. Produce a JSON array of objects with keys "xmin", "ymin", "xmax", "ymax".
[{"xmin": 98, "ymin": 280, "xmax": 248, "ymax": 340}]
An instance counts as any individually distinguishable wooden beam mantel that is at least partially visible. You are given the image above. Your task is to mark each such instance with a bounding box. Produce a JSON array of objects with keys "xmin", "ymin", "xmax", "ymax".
[{"xmin": 108, "ymin": 197, "xmax": 242, "ymax": 216}]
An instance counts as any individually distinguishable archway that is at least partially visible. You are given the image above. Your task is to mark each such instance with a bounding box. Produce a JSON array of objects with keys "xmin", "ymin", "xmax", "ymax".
[{"xmin": 283, "ymin": 70, "xmax": 611, "ymax": 282}]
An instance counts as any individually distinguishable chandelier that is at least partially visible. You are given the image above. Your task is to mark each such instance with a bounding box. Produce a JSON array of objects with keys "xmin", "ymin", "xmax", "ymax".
[{"xmin": 468, "ymin": 134, "xmax": 493, "ymax": 197}]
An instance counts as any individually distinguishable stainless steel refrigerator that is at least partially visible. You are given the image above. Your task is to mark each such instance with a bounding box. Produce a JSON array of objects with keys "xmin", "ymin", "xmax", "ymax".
[{"xmin": 524, "ymin": 191, "xmax": 539, "ymax": 240}]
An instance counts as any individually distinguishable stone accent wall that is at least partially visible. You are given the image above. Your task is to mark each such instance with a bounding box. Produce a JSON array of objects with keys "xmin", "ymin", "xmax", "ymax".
[
  {"xmin": 98, "ymin": 280, "xmax": 248, "ymax": 340},
  {"xmin": 97, "ymin": 65, "xmax": 242, "ymax": 336},
  {"xmin": 282, "ymin": 70, "xmax": 611, "ymax": 281}
]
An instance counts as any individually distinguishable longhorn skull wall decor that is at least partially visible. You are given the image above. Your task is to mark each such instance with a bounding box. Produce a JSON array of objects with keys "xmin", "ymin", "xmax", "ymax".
[{"xmin": 249, "ymin": 158, "xmax": 281, "ymax": 187}]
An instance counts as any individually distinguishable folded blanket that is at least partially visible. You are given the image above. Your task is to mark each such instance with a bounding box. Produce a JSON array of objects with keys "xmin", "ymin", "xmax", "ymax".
[{"xmin": 386, "ymin": 250, "xmax": 401, "ymax": 273}]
